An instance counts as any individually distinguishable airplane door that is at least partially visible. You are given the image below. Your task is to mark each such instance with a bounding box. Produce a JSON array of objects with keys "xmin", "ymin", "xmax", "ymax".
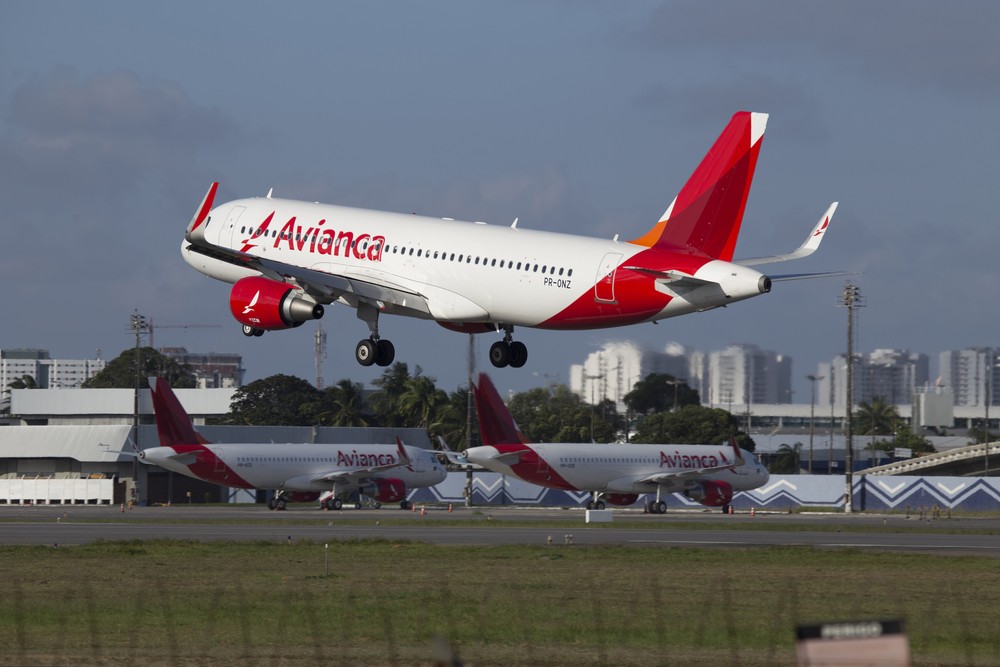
[
  {"xmin": 594, "ymin": 253, "xmax": 622, "ymax": 303},
  {"xmin": 212, "ymin": 447, "xmax": 226, "ymax": 475},
  {"xmin": 222, "ymin": 206, "xmax": 247, "ymax": 247}
]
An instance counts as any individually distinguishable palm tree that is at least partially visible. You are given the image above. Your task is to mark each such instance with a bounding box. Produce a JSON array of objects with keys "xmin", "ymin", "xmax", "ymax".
[
  {"xmin": 769, "ymin": 442, "xmax": 802, "ymax": 474},
  {"xmin": 323, "ymin": 379, "xmax": 369, "ymax": 427},
  {"xmin": 398, "ymin": 375, "xmax": 448, "ymax": 429},
  {"xmin": 854, "ymin": 397, "xmax": 901, "ymax": 436},
  {"xmin": 7, "ymin": 374, "xmax": 39, "ymax": 390}
]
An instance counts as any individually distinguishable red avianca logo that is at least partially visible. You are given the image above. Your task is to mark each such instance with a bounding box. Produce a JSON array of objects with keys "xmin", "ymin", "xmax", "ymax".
[{"xmin": 240, "ymin": 212, "xmax": 386, "ymax": 262}]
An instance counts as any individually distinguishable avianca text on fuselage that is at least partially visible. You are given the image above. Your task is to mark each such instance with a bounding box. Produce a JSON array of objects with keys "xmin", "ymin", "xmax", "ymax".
[
  {"xmin": 660, "ymin": 450, "xmax": 730, "ymax": 469},
  {"xmin": 241, "ymin": 212, "xmax": 387, "ymax": 261}
]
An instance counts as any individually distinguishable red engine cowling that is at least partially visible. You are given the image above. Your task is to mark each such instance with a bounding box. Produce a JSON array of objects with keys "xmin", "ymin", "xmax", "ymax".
[
  {"xmin": 362, "ymin": 478, "xmax": 407, "ymax": 503},
  {"xmin": 683, "ymin": 480, "xmax": 733, "ymax": 507},
  {"xmin": 605, "ymin": 493, "xmax": 640, "ymax": 506},
  {"xmin": 229, "ymin": 276, "xmax": 324, "ymax": 330}
]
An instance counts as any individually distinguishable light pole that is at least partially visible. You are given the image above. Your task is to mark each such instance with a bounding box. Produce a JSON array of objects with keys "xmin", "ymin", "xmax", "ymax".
[
  {"xmin": 838, "ymin": 282, "xmax": 865, "ymax": 513},
  {"xmin": 807, "ymin": 374, "xmax": 824, "ymax": 474}
]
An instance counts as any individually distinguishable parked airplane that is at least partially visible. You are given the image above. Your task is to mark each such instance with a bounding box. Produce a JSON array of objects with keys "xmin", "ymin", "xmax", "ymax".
[
  {"xmin": 463, "ymin": 373, "xmax": 768, "ymax": 512},
  {"xmin": 140, "ymin": 378, "xmax": 447, "ymax": 510},
  {"xmin": 182, "ymin": 111, "xmax": 837, "ymax": 369}
]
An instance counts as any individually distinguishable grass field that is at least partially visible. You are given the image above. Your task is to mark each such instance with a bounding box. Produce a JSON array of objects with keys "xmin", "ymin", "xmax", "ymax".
[{"xmin": 1, "ymin": 538, "xmax": 998, "ymax": 666}]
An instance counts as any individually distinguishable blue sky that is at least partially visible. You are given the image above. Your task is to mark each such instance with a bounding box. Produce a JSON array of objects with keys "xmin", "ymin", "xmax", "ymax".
[{"xmin": 2, "ymin": 1, "xmax": 999, "ymax": 400}]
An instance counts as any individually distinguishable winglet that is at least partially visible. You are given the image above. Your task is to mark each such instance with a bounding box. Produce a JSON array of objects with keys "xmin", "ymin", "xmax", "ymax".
[
  {"xmin": 185, "ymin": 182, "xmax": 219, "ymax": 244},
  {"xmin": 736, "ymin": 202, "xmax": 839, "ymax": 267}
]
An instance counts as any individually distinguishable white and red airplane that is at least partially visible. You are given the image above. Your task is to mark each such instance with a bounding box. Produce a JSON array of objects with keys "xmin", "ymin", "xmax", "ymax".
[
  {"xmin": 182, "ymin": 111, "xmax": 837, "ymax": 369},
  {"xmin": 462, "ymin": 373, "xmax": 769, "ymax": 512},
  {"xmin": 140, "ymin": 378, "xmax": 447, "ymax": 510}
]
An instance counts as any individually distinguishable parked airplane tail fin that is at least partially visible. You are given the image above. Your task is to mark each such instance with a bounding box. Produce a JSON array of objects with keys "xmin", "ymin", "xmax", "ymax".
[
  {"xmin": 149, "ymin": 377, "xmax": 211, "ymax": 447},
  {"xmin": 630, "ymin": 111, "xmax": 767, "ymax": 261},
  {"xmin": 472, "ymin": 373, "xmax": 529, "ymax": 446}
]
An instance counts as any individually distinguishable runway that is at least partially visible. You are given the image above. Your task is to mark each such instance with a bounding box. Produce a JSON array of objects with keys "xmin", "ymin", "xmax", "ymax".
[{"xmin": 1, "ymin": 504, "xmax": 998, "ymax": 557}]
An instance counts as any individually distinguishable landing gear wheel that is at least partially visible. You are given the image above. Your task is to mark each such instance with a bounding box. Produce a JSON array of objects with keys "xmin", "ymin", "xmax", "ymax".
[
  {"xmin": 586, "ymin": 500, "xmax": 594, "ymax": 510},
  {"xmin": 652, "ymin": 500, "xmax": 667, "ymax": 514},
  {"xmin": 268, "ymin": 498, "xmax": 277, "ymax": 510},
  {"xmin": 243, "ymin": 325, "xmax": 265, "ymax": 337},
  {"xmin": 595, "ymin": 500, "xmax": 606, "ymax": 510},
  {"xmin": 508, "ymin": 341, "xmax": 528, "ymax": 368},
  {"xmin": 400, "ymin": 500, "xmax": 413, "ymax": 510},
  {"xmin": 332, "ymin": 498, "xmax": 343, "ymax": 511},
  {"xmin": 356, "ymin": 339, "xmax": 377, "ymax": 367},
  {"xmin": 489, "ymin": 341, "xmax": 510, "ymax": 368},
  {"xmin": 375, "ymin": 339, "xmax": 395, "ymax": 366},
  {"xmin": 275, "ymin": 497, "xmax": 287, "ymax": 511}
]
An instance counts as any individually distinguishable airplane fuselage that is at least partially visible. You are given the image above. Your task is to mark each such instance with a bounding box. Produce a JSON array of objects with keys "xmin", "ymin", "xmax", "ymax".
[
  {"xmin": 141, "ymin": 442, "xmax": 446, "ymax": 492},
  {"xmin": 463, "ymin": 442, "xmax": 768, "ymax": 495},
  {"xmin": 183, "ymin": 197, "xmax": 769, "ymax": 330}
]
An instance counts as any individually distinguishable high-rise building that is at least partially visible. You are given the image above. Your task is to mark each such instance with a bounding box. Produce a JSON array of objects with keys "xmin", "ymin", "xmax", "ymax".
[
  {"xmin": 939, "ymin": 347, "xmax": 1000, "ymax": 408},
  {"xmin": 818, "ymin": 349, "xmax": 929, "ymax": 408},
  {"xmin": 569, "ymin": 341, "xmax": 694, "ymax": 409},
  {"xmin": 703, "ymin": 344, "xmax": 792, "ymax": 407},
  {"xmin": 1, "ymin": 349, "xmax": 106, "ymax": 408}
]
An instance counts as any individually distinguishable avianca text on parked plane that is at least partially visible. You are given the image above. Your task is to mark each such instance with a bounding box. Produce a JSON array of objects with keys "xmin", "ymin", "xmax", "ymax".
[
  {"xmin": 463, "ymin": 374, "xmax": 768, "ymax": 513},
  {"xmin": 140, "ymin": 378, "xmax": 447, "ymax": 510},
  {"xmin": 182, "ymin": 111, "xmax": 837, "ymax": 369}
]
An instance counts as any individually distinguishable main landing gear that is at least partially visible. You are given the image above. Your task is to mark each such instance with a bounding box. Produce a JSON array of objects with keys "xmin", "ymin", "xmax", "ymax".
[
  {"xmin": 646, "ymin": 488, "xmax": 667, "ymax": 514},
  {"xmin": 268, "ymin": 491, "xmax": 288, "ymax": 511},
  {"xmin": 489, "ymin": 326, "xmax": 528, "ymax": 368},
  {"xmin": 355, "ymin": 303, "xmax": 395, "ymax": 367},
  {"xmin": 585, "ymin": 492, "xmax": 606, "ymax": 511},
  {"xmin": 242, "ymin": 324, "xmax": 265, "ymax": 337}
]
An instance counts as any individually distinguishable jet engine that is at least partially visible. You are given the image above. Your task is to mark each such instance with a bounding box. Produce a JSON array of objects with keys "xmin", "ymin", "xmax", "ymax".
[
  {"xmin": 605, "ymin": 493, "xmax": 640, "ymax": 506},
  {"xmin": 361, "ymin": 478, "xmax": 407, "ymax": 503},
  {"xmin": 682, "ymin": 480, "xmax": 734, "ymax": 507},
  {"xmin": 228, "ymin": 276, "xmax": 324, "ymax": 330}
]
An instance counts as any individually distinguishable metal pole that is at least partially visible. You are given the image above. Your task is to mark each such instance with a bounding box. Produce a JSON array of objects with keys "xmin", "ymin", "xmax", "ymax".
[
  {"xmin": 838, "ymin": 283, "xmax": 864, "ymax": 513},
  {"xmin": 807, "ymin": 374, "xmax": 824, "ymax": 474}
]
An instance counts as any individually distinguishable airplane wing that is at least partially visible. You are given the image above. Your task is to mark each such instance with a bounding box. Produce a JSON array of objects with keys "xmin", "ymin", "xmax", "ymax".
[{"xmin": 735, "ymin": 202, "xmax": 838, "ymax": 267}]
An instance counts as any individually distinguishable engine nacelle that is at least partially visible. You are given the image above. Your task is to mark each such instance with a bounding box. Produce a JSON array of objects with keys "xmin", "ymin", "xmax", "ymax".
[
  {"xmin": 229, "ymin": 276, "xmax": 324, "ymax": 330},
  {"xmin": 683, "ymin": 480, "xmax": 733, "ymax": 507},
  {"xmin": 361, "ymin": 478, "xmax": 407, "ymax": 503},
  {"xmin": 605, "ymin": 493, "xmax": 640, "ymax": 506}
]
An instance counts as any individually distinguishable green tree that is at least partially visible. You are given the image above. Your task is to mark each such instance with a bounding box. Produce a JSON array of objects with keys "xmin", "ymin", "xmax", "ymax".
[
  {"xmin": 226, "ymin": 374, "xmax": 322, "ymax": 425},
  {"xmin": 438, "ymin": 386, "xmax": 475, "ymax": 451},
  {"xmin": 369, "ymin": 362, "xmax": 414, "ymax": 427},
  {"xmin": 321, "ymin": 378, "xmax": 369, "ymax": 427},
  {"xmin": 623, "ymin": 373, "xmax": 700, "ymax": 415},
  {"xmin": 872, "ymin": 424, "xmax": 936, "ymax": 455},
  {"xmin": 768, "ymin": 442, "xmax": 802, "ymax": 473},
  {"xmin": 854, "ymin": 397, "xmax": 902, "ymax": 436},
  {"xmin": 82, "ymin": 348, "xmax": 195, "ymax": 388},
  {"xmin": 7, "ymin": 374, "xmax": 39, "ymax": 390},
  {"xmin": 398, "ymin": 375, "xmax": 449, "ymax": 429},
  {"xmin": 631, "ymin": 404, "xmax": 750, "ymax": 449},
  {"xmin": 507, "ymin": 384, "xmax": 618, "ymax": 442}
]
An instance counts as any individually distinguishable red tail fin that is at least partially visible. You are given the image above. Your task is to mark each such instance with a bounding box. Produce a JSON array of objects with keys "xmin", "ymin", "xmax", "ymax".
[
  {"xmin": 149, "ymin": 377, "xmax": 210, "ymax": 447},
  {"xmin": 630, "ymin": 111, "xmax": 767, "ymax": 261},
  {"xmin": 472, "ymin": 373, "xmax": 529, "ymax": 446}
]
